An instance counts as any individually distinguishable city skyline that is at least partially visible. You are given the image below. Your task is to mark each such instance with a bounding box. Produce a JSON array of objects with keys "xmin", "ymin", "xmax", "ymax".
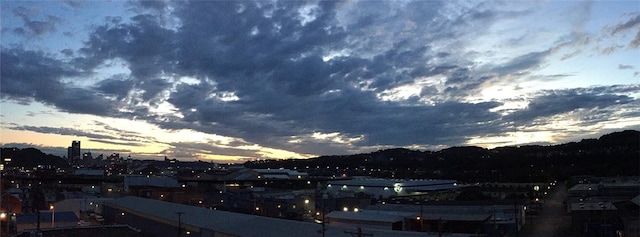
[{"xmin": 1, "ymin": 0, "xmax": 639, "ymax": 163}]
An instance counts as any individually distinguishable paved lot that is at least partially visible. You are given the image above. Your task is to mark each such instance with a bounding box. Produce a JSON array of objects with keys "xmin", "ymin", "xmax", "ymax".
[{"xmin": 519, "ymin": 182, "xmax": 571, "ymax": 237}]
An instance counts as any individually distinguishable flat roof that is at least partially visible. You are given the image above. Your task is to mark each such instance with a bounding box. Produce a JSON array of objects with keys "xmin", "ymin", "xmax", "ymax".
[
  {"xmin": 105, "ymin": 196, "xmax": 434, "ymax": 237},
  {"xmin": 327, "ymin": 179, "xmax": 457, "ymax": 190},
  {"xmin": 326, "ymin": 210, "xmax": 407, "ymax": 223},
  {"xmin": 570, "ymin": 202, "xmax": 618, "ymax": 211}
]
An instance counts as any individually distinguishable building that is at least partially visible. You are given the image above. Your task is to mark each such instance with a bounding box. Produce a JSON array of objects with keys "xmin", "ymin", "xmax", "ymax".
[
  {"xmin": 326, "ymin": 178, "xmax": 459, "ymax": 199},
  {"xmin": 103, "ymin": 196, "xmax": 453, "ymax": 237},
  {"xmin": 332, "ymin": 201, "xmax": 526, "ymax": 235},
  {"xmin": 225, "ymin": 168, "xmax": 309, "ymax": 180},
  {"xmin": 16, "ymin": 211, "xmax": 79, "ymax": 233},
  {"xmin": 16, "ymin": 225, "xmax": 152, "ymax": 237},
  {"xmin": 68, "ymin": 141, "xmax": 81, "ymax": 165},
  {"xmin": 616, "ymin": 195, "xmax": 640, "ymax": 237},
  {"xmin": 569, "ymin": 201, "xmax": 620, "ymax": 236}
]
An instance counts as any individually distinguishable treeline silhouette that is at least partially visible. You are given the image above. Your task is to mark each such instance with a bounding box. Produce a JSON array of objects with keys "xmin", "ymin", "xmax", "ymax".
[
  {"xmin": 1, "ymin": 130, "xmax": 637, "ymax": 183},
  {"xmin": 246, "ymin": 130, "xmax": 639, "ymax": 182},
  {"xmin": 0, "ymin": 147, "xmax": 70, "ymax": 169}
]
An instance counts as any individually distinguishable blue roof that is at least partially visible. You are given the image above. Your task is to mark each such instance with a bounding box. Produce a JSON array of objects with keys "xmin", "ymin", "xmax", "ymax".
[{"xmin": 16, "ymin": 211, "xmax": 78, "ymax": 224}]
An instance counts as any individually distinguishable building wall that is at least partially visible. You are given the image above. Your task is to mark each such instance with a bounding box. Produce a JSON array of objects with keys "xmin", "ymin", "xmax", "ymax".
[{"xmin": 2, "ymin": 194, "xmax": 23, "ymax": 214}]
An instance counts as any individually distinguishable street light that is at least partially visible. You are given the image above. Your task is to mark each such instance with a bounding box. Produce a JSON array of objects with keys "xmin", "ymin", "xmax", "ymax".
[{"xmin": 50, "ymin": 205, "xmax": 55, "ymax": 228}]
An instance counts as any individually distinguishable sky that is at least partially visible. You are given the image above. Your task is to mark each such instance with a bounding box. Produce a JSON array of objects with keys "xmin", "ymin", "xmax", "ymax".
[{"xmin": 1, "ymin": 0, "xmax": 639, "ymax": 163}]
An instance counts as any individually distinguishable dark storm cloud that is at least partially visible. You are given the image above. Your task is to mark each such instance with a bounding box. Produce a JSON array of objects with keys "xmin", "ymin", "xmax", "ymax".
[
  {"xmin": 95, "ymin": 75, "xmax": 135, "ymax": 99},
  {"xmin": 67, "ymin": 0, "xmax": 519, "ymax": 155},
  {"xmin": 5, "ymin": 0, "xmax": 635, "ymax": 158},
  {"xmin": 513, "ymin": 85, "xmax": 640, "ymax": 124},
  {"xmin": 1, "ymin": 48, "xmax": 118, "ymax": 115}
]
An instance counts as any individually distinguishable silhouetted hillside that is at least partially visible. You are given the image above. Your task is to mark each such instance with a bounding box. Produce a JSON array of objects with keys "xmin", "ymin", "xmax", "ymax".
[
  {"xmin": 245, "ymin": 130, "xmax": 639, "ymax": 182},
  {"xmin": 0, "ymin": 147, "xmax": 70, "ymax": 169}
]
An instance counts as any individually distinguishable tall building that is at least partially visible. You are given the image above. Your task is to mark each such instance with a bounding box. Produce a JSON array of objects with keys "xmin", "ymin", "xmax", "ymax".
[{"xmin": 68, "ymin": 140, "xmax": 81, "ymax": 165}]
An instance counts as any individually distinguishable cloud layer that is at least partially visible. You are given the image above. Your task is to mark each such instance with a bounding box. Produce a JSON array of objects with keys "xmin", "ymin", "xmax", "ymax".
[{"xmin": 1, "ymin": 0, "xmax": 639, "ymax": 160}]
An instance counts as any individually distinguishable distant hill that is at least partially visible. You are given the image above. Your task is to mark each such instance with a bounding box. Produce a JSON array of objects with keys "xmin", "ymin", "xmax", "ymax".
[
  {"xmin": 0, "ymin": 147, "xmax": 70, "ymax": 169},
  {"xmin": 245, "ymin": 130, "xmax": 639, "ymax": 182}
]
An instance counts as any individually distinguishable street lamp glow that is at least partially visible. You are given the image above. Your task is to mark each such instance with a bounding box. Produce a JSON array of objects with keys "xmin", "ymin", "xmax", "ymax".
[{"xmin": 50, "ymin": 205, "xmax": 55, "ymax": 228}]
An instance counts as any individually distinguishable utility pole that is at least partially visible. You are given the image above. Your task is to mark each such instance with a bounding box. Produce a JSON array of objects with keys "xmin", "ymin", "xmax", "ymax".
[{"xmin": 175, "ymin": 211, "xmax": 185, "ymax": 237}]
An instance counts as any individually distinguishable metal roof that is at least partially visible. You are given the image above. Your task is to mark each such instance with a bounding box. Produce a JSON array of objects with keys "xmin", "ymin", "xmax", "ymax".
[
  {"xmin": 326, "ymin": 210, "xmax": 406, "ymax": 223},
  {"xmin": 105, "ymin": 196, "xmax": 436, "ymax": 237}
]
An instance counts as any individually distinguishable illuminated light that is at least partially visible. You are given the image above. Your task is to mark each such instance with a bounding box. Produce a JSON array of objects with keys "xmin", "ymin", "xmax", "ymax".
[
  {"xmin": 297, "ymin": 175, "xmax": 301, "ymax": 179},
  {"xmin": 277, "ymin": 205, "xmax": 281, "ymax": 209},
  {"xmin": 186, "ymin": 231, "xmax": 191, "ymax": 235},
  {"xmin": 384, "ymin": 187, "xmax": 389, "ymax": 191},
  {"xmin": 327, "ymin": 184, "xmax": 331, "ymax": 188},
  {"xmin": 121, "ymin": 212, "xmax": 125, "ymax": 216},
  {"xmin": 307, "ymin": 181, "xmax": 311, "ymax": 185},
  {"xmin": 394, "ymin": 183, "xmax": 402, "ymax": 193},
  {"xmin": 108, "ymin": 188, "xmax": 113, "ymax": 192},
  {"xmin": 50, "ymin": 205, "xmax": 54, "ymax": 210},
  {"xmin": 343, "ymin": 207, "xmax": 348, "ymax": 212},
  {"xmin": 0, "ymin": 213, "xmax": 6, "ymax": 219},
  {"xmin": 304, "ymin": 199, "xmax": 310, "ymax": 204},
  {"xmin": 360, "ymin": 186, "xmax": 365, "ymax": 190},
  {"xmin": 416, "ymin": 216, "xmax": 421, "ymax": 220},
  {"xmin": 255, "ymin": 206, "xmax": 260, "ymax": 211},
  {"xmin": 342, "ymin": 185, "xmax": 347, "ymax": 189},
  {"xmin": 316, "ymin": 212, "xmax": 320, "ymax": 216},
  {"xmin": 353, "ymin": 207, "xmax": 359, "ymax": 212}
]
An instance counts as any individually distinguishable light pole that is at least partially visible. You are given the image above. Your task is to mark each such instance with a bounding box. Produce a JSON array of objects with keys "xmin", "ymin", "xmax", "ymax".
[
  {"xmin": 321, "ymin": 193, "xmax": 328, "ymax": 237},
  {"xmin": 50, "ymin": 205, "xmax": 55, "ymax": 228},
  {"xmin": 175, "ymin": 211, "xmax": 185, "ymax": 237}
]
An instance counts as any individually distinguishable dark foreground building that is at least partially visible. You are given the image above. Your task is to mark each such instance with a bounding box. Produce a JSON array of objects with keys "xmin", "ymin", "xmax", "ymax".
[
  {"xmin": 103, "ymin": 196, "xmax": 441, "ymax": 237},
  {"xmin": 16, "ymin": 225, "xmax": 152, "ymax": 237}
]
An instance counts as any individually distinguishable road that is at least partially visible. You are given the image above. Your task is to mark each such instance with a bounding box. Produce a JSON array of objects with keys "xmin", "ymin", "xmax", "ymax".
[{"xmin": 519, "ymin": 182, "xmax": 571, "ymax": 237}]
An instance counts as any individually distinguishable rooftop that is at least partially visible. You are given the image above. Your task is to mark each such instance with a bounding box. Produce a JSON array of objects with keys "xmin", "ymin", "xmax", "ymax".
[
  {"xmin": 16, "ymin": 225, "xmax": 151, "ymax": 237},
  {"xmin": 105, "ymin": 196, "xmax": 436, "ymax": 237}
]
